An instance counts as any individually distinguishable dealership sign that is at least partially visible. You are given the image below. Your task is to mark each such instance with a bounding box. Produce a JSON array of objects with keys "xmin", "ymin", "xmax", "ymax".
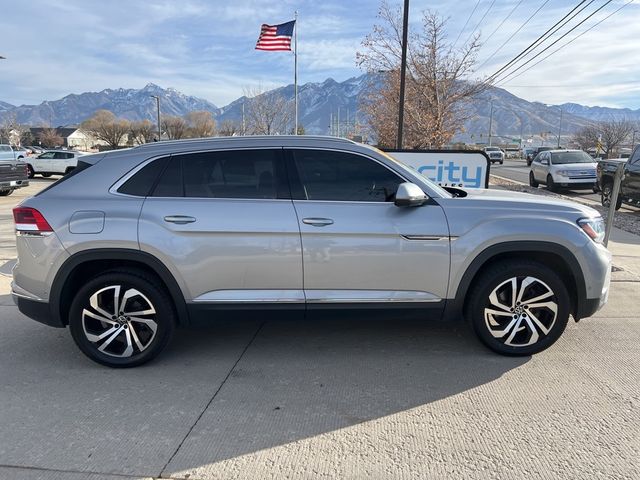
[{"xmin": 386, "ymin": 150, "xmax": 490, "ymax": 189}]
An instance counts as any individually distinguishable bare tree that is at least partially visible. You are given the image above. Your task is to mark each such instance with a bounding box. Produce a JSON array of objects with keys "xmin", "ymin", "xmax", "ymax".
[
  {"xmin": 37, "ymin": 128, "xmax": 63, "ymax": 148},
  {"xmin": 185, "ymin": 111, "xmax": 216, "ymax": 138},
  {"xmin": 244, "ymin": 86, "xmax": 292, "ymax": 135},
  {"xmin": 0, "ymin": 113, "xmax": 30, "ymax": 145},
  {"xmin": 161, "ymin": 115, "xmax": 188, "ymax": 140},
  {"xmin": 80, "ymin": 110, "xmax": 130, "ymax": 149},
  {"xmin": 218, "ymin": 120, "xmax": 240, "ymax": 136},
  {"xmin": 357, "ymin": 2, "xmax": 484, "ymax": 148},
  {"xmin": 129, "ymin": 120, "xmax": 156, "ymax": 145},
  {"xmin": 573, "ymin": 119, "xmax": 634, "ymax": 158}
]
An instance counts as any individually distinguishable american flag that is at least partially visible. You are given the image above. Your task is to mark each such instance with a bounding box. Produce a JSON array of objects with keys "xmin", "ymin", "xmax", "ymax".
[{"xmin": 255, "ymin": 20, "xmax": 295, "ymax": 51}]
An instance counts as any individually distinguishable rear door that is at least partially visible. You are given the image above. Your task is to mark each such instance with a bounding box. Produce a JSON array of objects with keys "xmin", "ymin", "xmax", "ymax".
[
  {"xmin": 287, "ymin": 148, "xmax": 450, "ymax": 307},
  {"xmin": 138, "ymin": 148, "xmax": 304, "ymax": 305}
]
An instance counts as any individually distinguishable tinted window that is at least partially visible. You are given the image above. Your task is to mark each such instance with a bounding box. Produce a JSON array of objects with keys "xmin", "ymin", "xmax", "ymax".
[
  {"xmin": 629, "ymin": 147, "xmax": 640, "ymax": 165},
  {"xmin": 118, "ymin": 156, "xmax": 170, "ymax": 196},
  {"xmin": 39, "ymin": 152, "xmax": 55, "ymax": 159},
  {"xmin": 550, "ymin": 151, "xmax": 594, "ymax": 164},
  {"xmin": 293, "ymin": 150, "xmax": 403, "ymax": 202},
  {"xmin": 153, "ymin": 155, "xmax": 183, "ymax": 197},
  {"xmin": 181, "ymin": 150, "xmax": 278, "ymax": 199}
]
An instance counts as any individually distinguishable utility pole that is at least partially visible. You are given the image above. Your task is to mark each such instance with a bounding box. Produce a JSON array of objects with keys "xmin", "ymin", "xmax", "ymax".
[
  {"xmin": 242, "ymin": 102, "xmax": 246, "ymax": 136},
  {"xmin": 337, "ymin": 108, "xmax": 340, "ymax": 137},
  {"xmin": 396, "ymin": 0, "xmax": 409, "ymax": 150},
  {"xmin": 488, "ymin": 101, "xmax": 494, "ymax": 147},
  {"xmin": 557, "ymin": 107, "xmax": 563, "ymax": 148},
  {"xmin": 150, "ymin": 95, "xmax": 161, "ymax": 141}
]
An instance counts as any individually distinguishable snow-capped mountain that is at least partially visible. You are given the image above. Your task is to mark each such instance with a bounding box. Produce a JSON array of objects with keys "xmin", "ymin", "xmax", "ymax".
[{"xmin": 1, "ymin": 75, "xmax": 638, "ymax": 141}]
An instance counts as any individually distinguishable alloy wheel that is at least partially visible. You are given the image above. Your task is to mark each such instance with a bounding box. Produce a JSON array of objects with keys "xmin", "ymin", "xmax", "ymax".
[
  {"xmin": 81, "ymin": 285, "xmax": 158, "ymax": 358},
  {"xmin": 483, "ymin": 276, "xmax": 558, "ymax": 348}
]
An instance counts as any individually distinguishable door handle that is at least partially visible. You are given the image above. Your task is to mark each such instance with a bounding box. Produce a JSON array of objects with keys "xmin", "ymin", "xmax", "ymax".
[
  {"xmin": 302, "ymin": 217, "xmax": 334, "ymax": 227},
  {"xmin": 164, "ymin": 215, "xmax": 196, "ymax": 224}
]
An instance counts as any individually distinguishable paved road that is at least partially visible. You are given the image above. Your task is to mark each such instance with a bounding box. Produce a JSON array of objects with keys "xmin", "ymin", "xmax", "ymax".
[{"xmin": 0, "ymin": 180, "xmax": 639, "ymax": 480}]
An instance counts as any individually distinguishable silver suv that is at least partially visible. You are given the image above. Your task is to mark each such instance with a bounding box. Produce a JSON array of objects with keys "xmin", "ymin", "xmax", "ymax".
[{"xmin": 11, "ymin": 136, "xmax": 612, "ymax": 367}]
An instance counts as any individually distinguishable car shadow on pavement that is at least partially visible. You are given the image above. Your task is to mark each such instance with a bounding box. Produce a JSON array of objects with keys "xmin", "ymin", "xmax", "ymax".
[{"xmin": 0, "ymin": 303, "xmax": 529, "ymax": 477}]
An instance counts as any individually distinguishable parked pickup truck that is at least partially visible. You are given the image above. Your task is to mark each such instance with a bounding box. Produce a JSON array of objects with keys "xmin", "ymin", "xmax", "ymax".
[
  {"xmin": 597, "ymin": 146, "xmax": 640, "ymax": 209},
  {"xmin": 26, "ymin": 150, "xmax": 84, "ymax": 178},
  {"xmin": 0, "ymin": 144, "xmax": 29, "ymax": 196}
]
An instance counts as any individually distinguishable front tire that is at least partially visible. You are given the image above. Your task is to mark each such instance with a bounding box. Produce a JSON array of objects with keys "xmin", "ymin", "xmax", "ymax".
[
  {"xmin": 529, "ymin": 171, "xmax": 539, "ymax": 188},
  {"xmin": 466, "ymin": 260, "xmax": 570, "ymax": 356},
  {"xmin": 41, "ymin": 173, "xmax": 52, "ymax": 178},
  {"xmin": 26, "ymin": 164, "xmax": 34, "ymax": 178},
  {"xmin": 68, "ymin": 270, "xmax": 175, "ymax": 368},
  {"xmin": 0, "ymin": 189, "xmax": 13, "ymax": 196},
  {"xmin": 546, "ymin": 174, "xmax": 557, "ymax": 192},
  {"xmin": 601, "ymin": 182, "xmax": 622, "ymax": 210}
]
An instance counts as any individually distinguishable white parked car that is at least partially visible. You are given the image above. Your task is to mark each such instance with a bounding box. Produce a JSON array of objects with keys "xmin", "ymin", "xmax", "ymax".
[
  {"xmin": 529, "ymin": 149, "xmax": 597, "ymax": 192},
  {"xmin": 26, "ymin": 150, "xmax": 84, "ymax": 178},
  {"xmin": 484, "ymin": 146, "xmax": 505, "ymax": 164}
]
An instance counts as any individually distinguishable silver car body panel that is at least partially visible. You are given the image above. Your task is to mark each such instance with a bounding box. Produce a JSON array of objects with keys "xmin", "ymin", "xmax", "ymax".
[{"xmin": 11, "ymin": 136, "xmax": 611, "ymax": 325}]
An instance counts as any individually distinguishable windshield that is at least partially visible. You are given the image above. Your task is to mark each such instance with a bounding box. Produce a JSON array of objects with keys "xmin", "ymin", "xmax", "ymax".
[
  {"xmin": 550, "ymin": 151, "xmax": 594, "ymax": 165},
  {"xmin": 363, "ymin": 145, "xmax": 453, "ymax": 198}
]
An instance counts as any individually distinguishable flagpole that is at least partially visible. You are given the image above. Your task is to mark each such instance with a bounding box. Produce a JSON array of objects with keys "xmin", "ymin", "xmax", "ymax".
[{"xmin": 294, "ymin": 10, "xmax": 298, "ymax": 135}]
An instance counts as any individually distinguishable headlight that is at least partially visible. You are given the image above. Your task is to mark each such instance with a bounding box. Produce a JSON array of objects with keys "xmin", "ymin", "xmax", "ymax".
[
  {"xmin": 578, "ymin": 217, "xmax": 605, "ymax": 243},
  {"xmin": 556, "ymin": 170, "xmax": 570, "ymax": 176}
]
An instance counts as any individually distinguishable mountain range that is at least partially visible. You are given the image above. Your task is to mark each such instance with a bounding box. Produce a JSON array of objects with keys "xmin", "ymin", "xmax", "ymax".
[{"xmin": 2, "ymin": 74, "xmax": 639, "ymax": 143}]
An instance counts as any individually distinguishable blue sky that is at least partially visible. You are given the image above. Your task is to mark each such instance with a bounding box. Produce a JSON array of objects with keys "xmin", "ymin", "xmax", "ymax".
[{"xmin": 1, "ymin": 0, "xmax": 639, "ymax": 109}]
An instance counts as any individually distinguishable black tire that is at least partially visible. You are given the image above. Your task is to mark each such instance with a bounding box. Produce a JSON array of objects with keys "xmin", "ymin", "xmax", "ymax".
[
  {"xmin": 68, "ymin": 270, "xmax": 176, "ymax": 368},
  {"xmin": 546, "ymin": 174, "xmax": 557, "ymax": 192},
  {"xmin": 499, "ymin": 160, "xmax": 504, "ymax": 164},
  {"xmin": 466, "ymin": 260, "xmax": 570, "ymax": 356},
  {"xmin": 529, "ymin": 171, "xmax": 539, "ymax": 188},
  {"xmin": 26, "ymin": 164, "xmax": 34, "ymax": 179},
  {"xmin": 0, "ymin": 189, "xmax": 14, "ymax": 196},
  {"xmin": 601, "ymin": 182, "xmax": 622, "ymax": 210},
  {"xmin": 41, "ymin": 173, "xmax": 52, "ymax": 178}
]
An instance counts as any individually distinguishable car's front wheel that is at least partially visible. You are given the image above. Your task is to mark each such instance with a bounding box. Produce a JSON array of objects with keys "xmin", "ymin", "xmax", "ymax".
[
  {"xmin": 601, "ymin": 181, "xmax": 622, "ymax": 210},
  {"xmin": 68, "ymin": 270, "xmax": 175, "ymax": 368},
  {"xmin": 467, "ymin": 260, "xmax": 570, "ymax": 356},
  {"xmin": 0, "ymin": 189, "xmax": 14, "ymax": 196},
  {"xmin": 546, "ymin": 174, "xmax": 557, "ymax": 192},
  {"xmin": 529, "ymin": 171, "xmax": 539, "ymax": 188},
  {"xmin": 26, "ymin": 164, "xmax": 34, "ymax": 179}
]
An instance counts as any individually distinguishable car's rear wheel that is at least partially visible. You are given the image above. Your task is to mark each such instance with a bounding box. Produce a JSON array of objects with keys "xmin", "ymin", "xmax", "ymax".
[
  {"xmin": 546, "ymin": 174, "xmax": 557, "ymax": 192},
  {"xmin": 0, "ymin": 189, "xmax": 13, "ymax": 196},
  {"xmin": 26, "ymin": 164, "xmax": 34, "ymax": 179},
  {"xmin": 529, "ymin": 171, "xmax": 539, "ymax": 188},
  {"xmin": 41, "ymin": 173, "xmax": 52, "ymax": 178},
  {"xmin": 68, "ymin": 270, "xmax": 175, "ymax": 368},
  {"xmin": 601, "ymin": 182, "xmax": 622, "ymax": 210},
  {"xmin": 466, "ymin": 260, "xmax": 570, "ymax": 356}
]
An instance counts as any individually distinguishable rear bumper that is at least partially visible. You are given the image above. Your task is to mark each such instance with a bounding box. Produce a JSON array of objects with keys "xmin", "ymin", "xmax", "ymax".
[
  {"xmin": 0, "ymin": 179, "xmax": 29, "ymax": 190},
  {"xmin": 12, "ymin": 294, "xmax": 64, "ymax": 328}
]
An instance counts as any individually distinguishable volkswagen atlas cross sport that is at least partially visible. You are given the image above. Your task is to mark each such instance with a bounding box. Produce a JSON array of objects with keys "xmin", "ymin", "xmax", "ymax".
[{"xmin": 11, "ymin": 136, "xmax": 612, "ymax": 367}]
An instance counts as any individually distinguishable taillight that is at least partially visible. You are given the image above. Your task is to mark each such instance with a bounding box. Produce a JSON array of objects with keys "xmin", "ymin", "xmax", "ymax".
[{"xmin": 13, "ymin": 207, "xmax": 53, "ymax": 234}]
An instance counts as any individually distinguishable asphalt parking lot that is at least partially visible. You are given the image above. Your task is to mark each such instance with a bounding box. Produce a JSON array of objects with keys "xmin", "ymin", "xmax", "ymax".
[{"xmin": 1, "ymin": 180, "xmax": 639, "ymax": 480}]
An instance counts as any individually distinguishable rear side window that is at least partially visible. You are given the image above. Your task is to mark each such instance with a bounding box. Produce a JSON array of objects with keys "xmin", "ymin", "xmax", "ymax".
[
  {"xmin": 118, "ymin": 156, "xmax": 170, "ymax": 196},
  {"xmin": 151, "ymin": 149, "xmax": 282, "ymax": 199},
  {"xmin": 35, "ymin": 161, "xmax": 93, "ymax": 197},
  {"xmin": 291, "ymin": 149, "xmax": 403, "ymax": 202}
]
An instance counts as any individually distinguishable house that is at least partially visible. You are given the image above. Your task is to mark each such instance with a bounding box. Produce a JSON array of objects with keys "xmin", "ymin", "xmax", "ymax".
[{"xmin": 29, "ymin": 127, "xmax": 97, "ymax": 151}]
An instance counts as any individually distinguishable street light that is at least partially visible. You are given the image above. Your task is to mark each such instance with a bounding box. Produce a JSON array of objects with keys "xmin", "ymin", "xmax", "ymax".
[
  {"xmin": 488, "ymin": 100, "xmax": 494, "ymax": 147},
  {"xmin": 545, "ymin": 104, "xmax": 562, "ymax": 148},
  {"xmin": 150, "ymin": 95, "xmax": 161, "ymax": 141}
]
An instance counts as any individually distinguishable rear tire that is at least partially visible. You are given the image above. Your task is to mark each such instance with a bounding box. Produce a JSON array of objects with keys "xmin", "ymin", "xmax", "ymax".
[
  {"xmin": 41, "ymin": 173, "xmax": 52, "ymax": 178},
  {"xmin": 466, "ymin": 260, "xmax": 570, "ymax": 356},
  {"xmin": 529, "ymin": 171, "xmax": 539, "ymax": 188},
  {"xmin": 26, "ymin": 164, "xmax": 34, "ymax": 179},
  {"xmin": 0, "ymin": 189, "xmax": 13, "ymax": 196},
  {"xmin": 68, "ymin": 270, "xmax": 176, "ymax": 368}
]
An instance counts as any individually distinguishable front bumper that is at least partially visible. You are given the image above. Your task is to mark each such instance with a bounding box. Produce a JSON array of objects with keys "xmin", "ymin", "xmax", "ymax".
[{"xmin": 576, "ymin": 244, "xmax": 612, "ymax": 320}]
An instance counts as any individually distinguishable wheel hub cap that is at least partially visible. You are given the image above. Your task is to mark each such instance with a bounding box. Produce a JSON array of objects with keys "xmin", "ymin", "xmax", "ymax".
[
  {"xmin": 484, "ymin": 276, "xmax": 558, "ymax": 348},
  {"xmin": 81, "ymin": 285, "xmax": 158, "ymax": 358}
]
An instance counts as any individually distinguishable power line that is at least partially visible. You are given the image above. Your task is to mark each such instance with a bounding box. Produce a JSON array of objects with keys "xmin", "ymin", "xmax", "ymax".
[
  {"xmin": 482, "ymin": 0, "xmax": 525, "ymax": 46},
  {"xmin": 499, "ymin": 0, "xmax": 635, "ymax": 85},
  {"xmin": 462, "ymin": 0, "xmax": 497, "ymax": 47},
  {"xmin": 493, "ymin": 0, "xmax": 616, "ymax": 85},
  {"xmin": 486, "ymin": 0, "xmax": 593, "ymax": 82},
  {"xmin": 453, "ymin": 0, "xmax": 481, "ymax": 48},
  {"xmin": 477, "ymin": 0, "xmax": 551, "ymax": 71}
]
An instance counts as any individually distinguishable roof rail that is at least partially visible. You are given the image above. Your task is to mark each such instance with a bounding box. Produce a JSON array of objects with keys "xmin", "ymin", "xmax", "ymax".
[{"xmin": 133, "ymin": 135, "xmax": 356, "ymax": 150}]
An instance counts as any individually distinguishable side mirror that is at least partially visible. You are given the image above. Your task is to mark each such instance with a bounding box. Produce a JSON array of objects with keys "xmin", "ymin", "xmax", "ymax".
[
  {"xmin": 541, "ymin": 159, "xmax": 549, "ymax": 165},
  {"xmin": 394, "ymin": 182, "xmax": 428, "ymax": 207}
]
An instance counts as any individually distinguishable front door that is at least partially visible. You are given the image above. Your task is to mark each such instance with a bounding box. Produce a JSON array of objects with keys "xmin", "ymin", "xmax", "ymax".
[
  {"xmin": 138, "ymin": 148, "xmax": 303, "ymax": 306},
  {"xmin": 622, "ymin": 148, "xmax": 640, "ymax": 201},
  {"xmin": 287, "ymin": 148, "xmax": 450, "ymax": 306}
]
